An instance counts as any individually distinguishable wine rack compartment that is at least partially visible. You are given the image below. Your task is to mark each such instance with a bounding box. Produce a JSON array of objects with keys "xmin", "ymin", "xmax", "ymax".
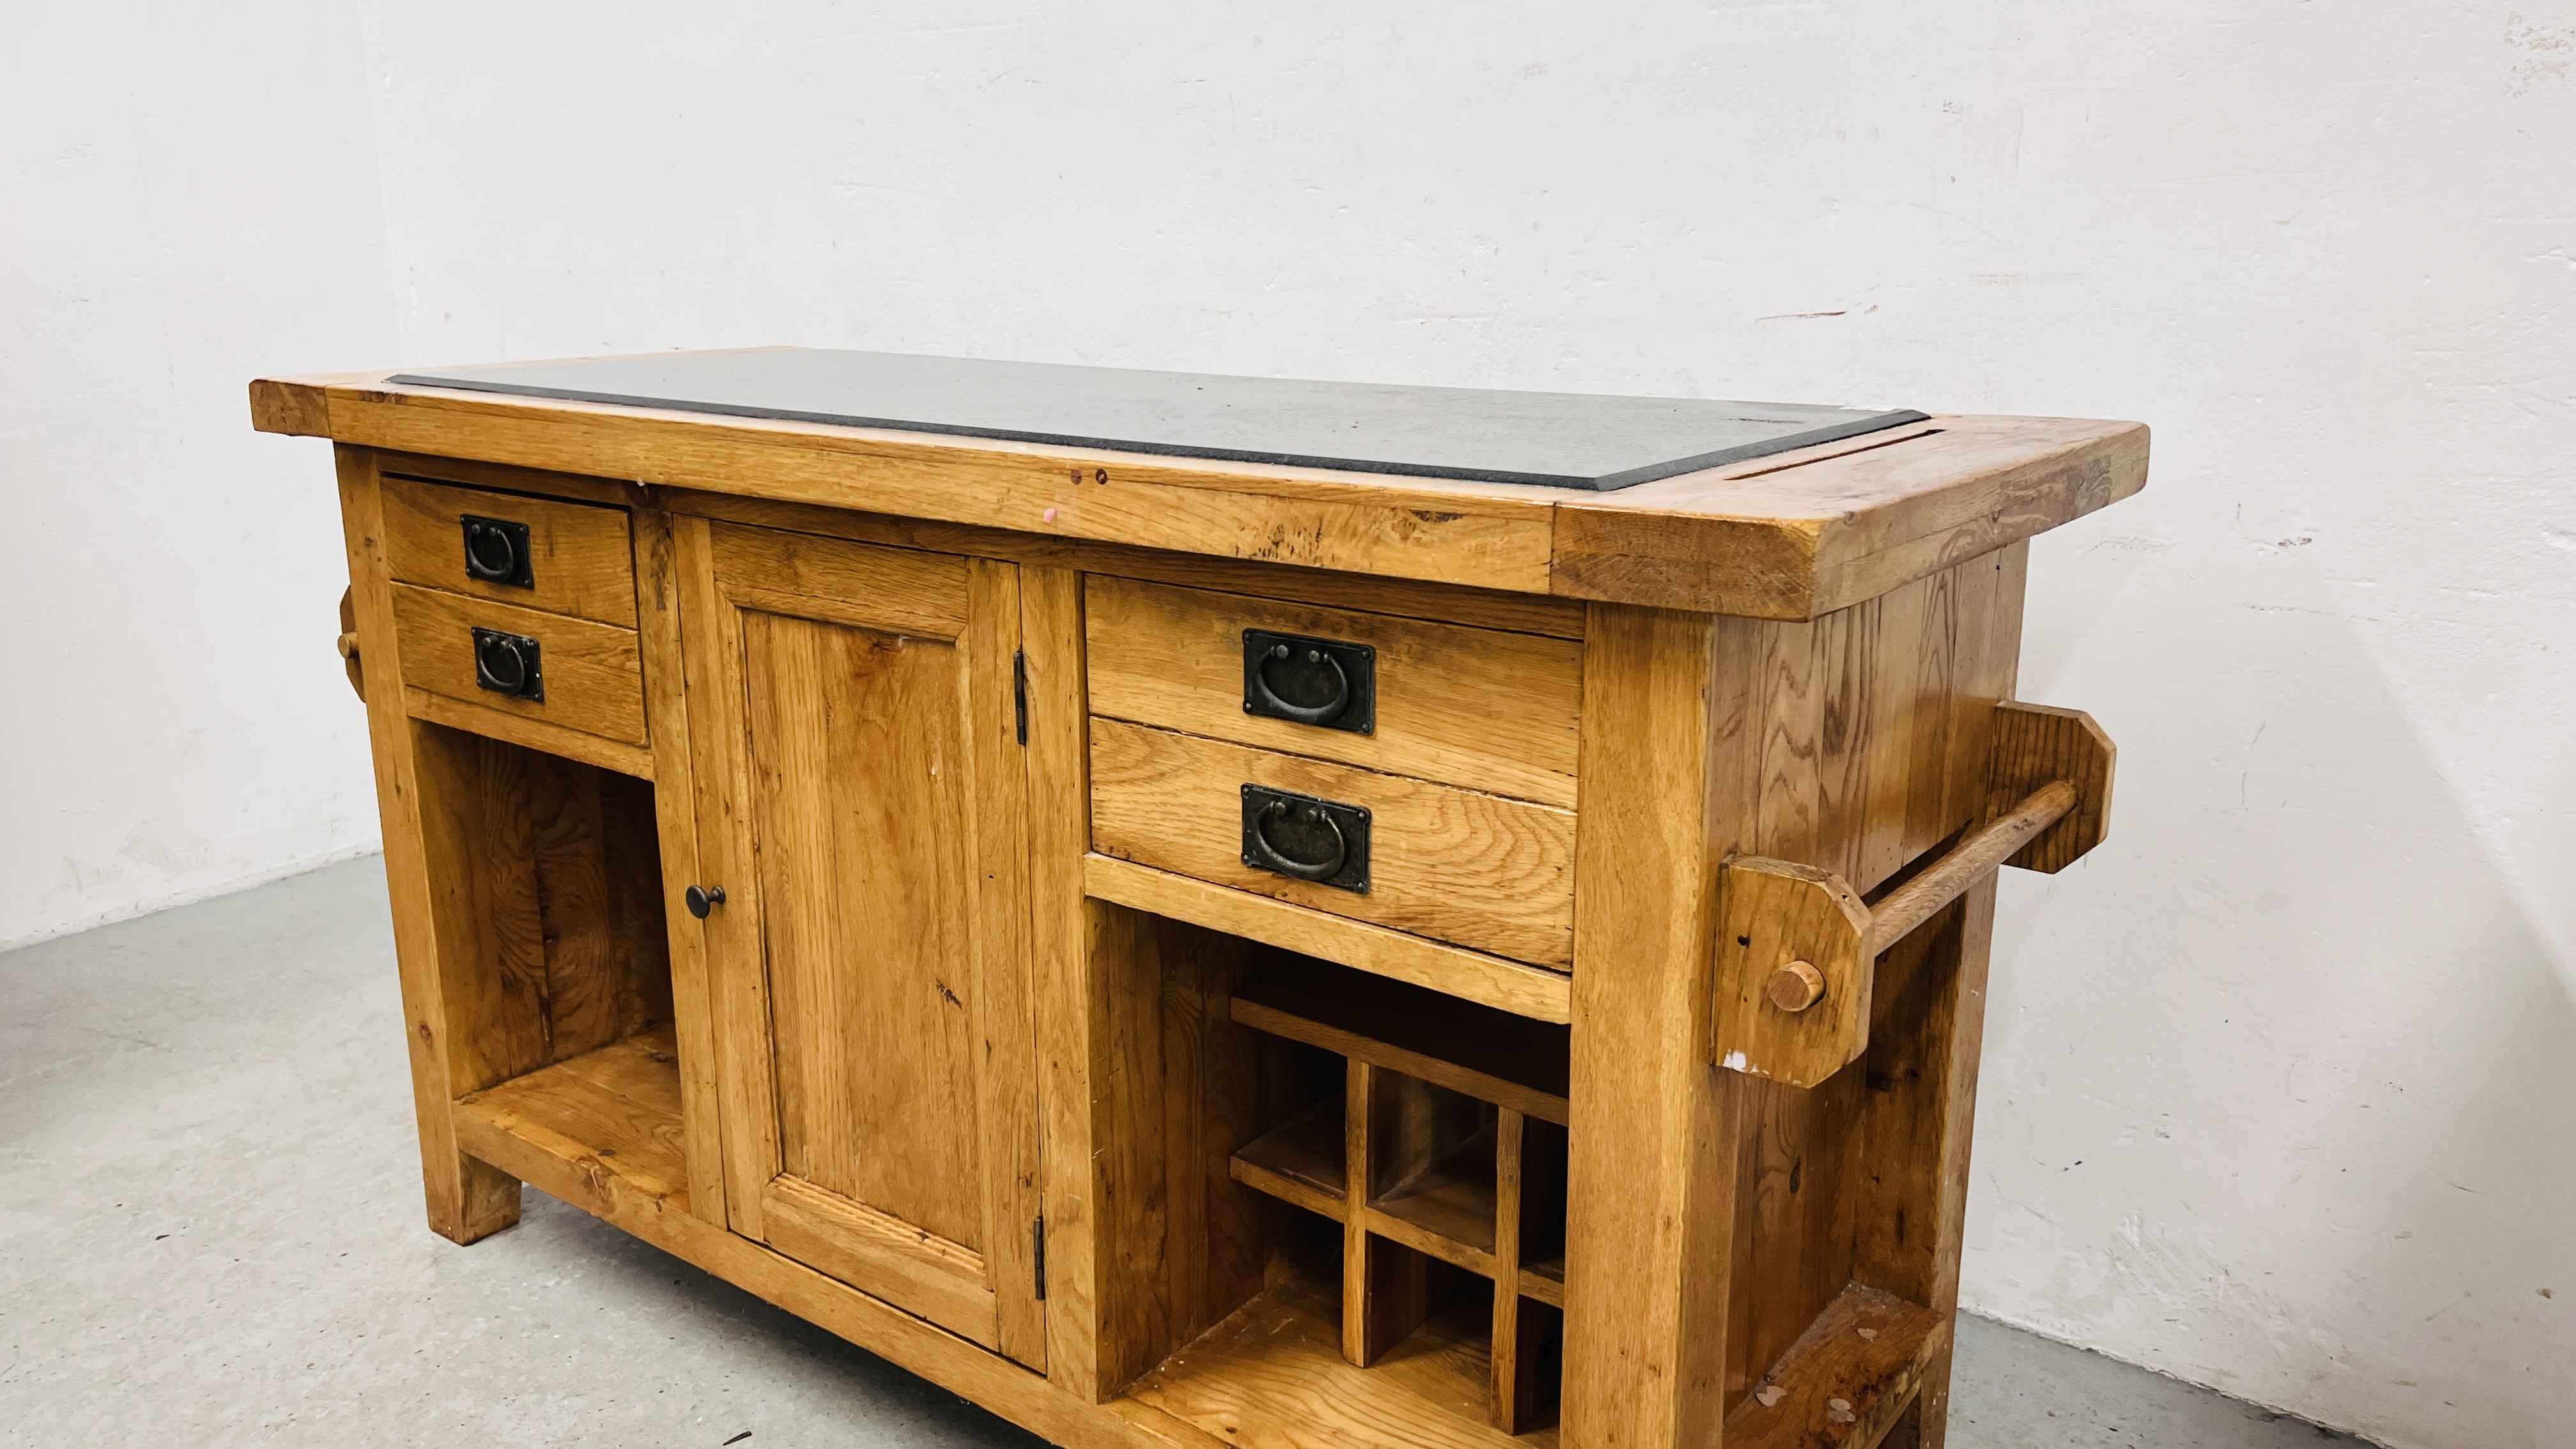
[{"xmin": 1225, "ymin": 964, "xmax": 1572, "ymax": 1434}]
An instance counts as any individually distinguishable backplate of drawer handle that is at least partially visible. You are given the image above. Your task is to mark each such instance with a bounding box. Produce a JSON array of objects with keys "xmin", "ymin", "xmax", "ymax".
[
  {"xmin": 461, "ymin": 514, "xmax": 535, "ymax": 588},
  {"xmin": 472, "ymin": 626, "xmax": 545, "ymax": 702},
  {"xmin": 1240, "ymin": 784, "xmax": 1371, "ymax": 893},
  {"xmin": 1242, "ymin": 629, "xmax": 1375, "ymax": 734}
]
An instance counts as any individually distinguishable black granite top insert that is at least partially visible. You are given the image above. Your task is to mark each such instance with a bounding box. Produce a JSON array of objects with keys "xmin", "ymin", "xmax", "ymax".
[{"xmin": 389, "ymin": 349, "xmax": 1926, "ymax": 493}]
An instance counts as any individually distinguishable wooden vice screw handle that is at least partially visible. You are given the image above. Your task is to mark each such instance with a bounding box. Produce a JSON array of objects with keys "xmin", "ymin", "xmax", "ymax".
[
  {"xmin": 1764, "ymin": 960, "xmax": 1827, "ymax": 1013},
  {"xmin": 1710, "ymin": 702, "xmax": 2117, "ymax": 1089},
  {"xmin": 336, "ymin": 585, "xmax": 365, "ymax": 700}
]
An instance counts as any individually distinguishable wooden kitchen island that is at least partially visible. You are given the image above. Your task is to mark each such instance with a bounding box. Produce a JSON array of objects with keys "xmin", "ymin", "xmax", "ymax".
[{"xmin": 250, "ymin": 350, "xmax": 2142, "ymax": 1449}]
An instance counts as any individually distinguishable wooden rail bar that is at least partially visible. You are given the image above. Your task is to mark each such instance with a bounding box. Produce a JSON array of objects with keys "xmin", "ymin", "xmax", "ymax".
[
  {"xmin": 1711, "ymin": 702, "xmax": 2115, "ymax": 1089},
  {"xmin": 1868, "ymin": 779, "xmax": 2076, "ymax": 949}
]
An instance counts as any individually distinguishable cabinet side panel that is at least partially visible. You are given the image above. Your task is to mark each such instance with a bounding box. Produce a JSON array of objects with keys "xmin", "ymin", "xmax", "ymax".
[
  {"xmin": 336, "ymin": 444, "xmax": 523, "ymax": 1244},
  {"xmin": 1721, "ymin": 545, "xmax": 2027, "ymax": 1422}
]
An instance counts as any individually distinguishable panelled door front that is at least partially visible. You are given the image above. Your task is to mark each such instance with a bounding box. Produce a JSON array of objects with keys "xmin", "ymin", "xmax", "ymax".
[{"xmin": 679, "ymin": 520, "xmax": 1043, "ymax": 1367}]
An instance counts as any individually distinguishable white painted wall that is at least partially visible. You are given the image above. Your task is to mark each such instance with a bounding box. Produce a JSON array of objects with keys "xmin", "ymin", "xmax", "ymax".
[
  {"xmin": 1, "ymin": 0, "xmax": 395, "ymax": 949},
  {"xmin": 11, "ymin": 2, "xmax": 2570, "ymax": 1443}
]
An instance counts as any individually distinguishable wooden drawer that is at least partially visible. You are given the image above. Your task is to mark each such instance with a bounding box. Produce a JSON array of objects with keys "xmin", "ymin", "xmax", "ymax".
[
  {"xmin": 391, "ymin": 584, "xmax": 647, "ymax": 746},
  {"xmin": 1089, "ymin": 718, "xmax": 1575, "ymax": 967},
  {"xmin": 1084, "ymin": 577, "xmax": 1581, "ymax": 808},
  {"xmin": 382, "ymin": 475, "xmax": 638, "ymax": 627}
]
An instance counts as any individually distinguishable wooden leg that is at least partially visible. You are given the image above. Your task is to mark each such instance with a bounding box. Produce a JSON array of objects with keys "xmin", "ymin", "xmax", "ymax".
[
  {"xmin": 447, "ymin": 1154, "xmax": 526, "ymax": 1245},
  {"xmin": 339, "ymin": 447, "xmax": 524, "ymax": 1245},
  {"xmin": 1561, "ymin": 604, "xmax": 1747, "ymax": 1448}
]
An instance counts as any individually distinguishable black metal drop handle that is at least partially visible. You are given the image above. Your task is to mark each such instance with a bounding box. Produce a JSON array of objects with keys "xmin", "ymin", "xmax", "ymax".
[
  {"xmin": 463, "ymin": 519, "xmax": 521, "ymax": 583},
  {"xmin": 1245, "ymin": 798, "xmax": 1347, "ymax": 882},
  {"xmin": 1250, "ymin": 643, "xmax": 1351, "ymax": 726},
  {"xmin": 472, "ymin": 628, "xmax": 541, "ymax": 700},
  {"xmin": 684, "ymin": 884, "xmax": 726, "ymax": 919}
]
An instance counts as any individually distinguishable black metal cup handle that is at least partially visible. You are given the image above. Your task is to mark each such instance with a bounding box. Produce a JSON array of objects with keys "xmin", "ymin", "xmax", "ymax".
[
  {"xmin": 1245, "ymin": 799, "xmax": 1346, "ymax": 882},
  {"xmin": 463, "ymin": 521, "xmax": 519, "ymax": 583},
  {"xmin": 1250, "ymin": 643, "xmax": 1350, "ymax": 726}
]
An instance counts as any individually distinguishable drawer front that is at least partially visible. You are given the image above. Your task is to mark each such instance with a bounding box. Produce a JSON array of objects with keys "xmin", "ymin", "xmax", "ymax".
[
  {"xmin": 382, "ymin": 475, "xmax": 638, "ymax": 627},
  {"xmin": 1089, "ymin": 718, "xmax": 1574, "ymax": 967},
  {"xmin": 391, "ymin": 584, "xmax": 647, "ymax": 744},
  {"xmin": 1085, "ymin": 577, "xmax": 1581, "ymax": 808}
]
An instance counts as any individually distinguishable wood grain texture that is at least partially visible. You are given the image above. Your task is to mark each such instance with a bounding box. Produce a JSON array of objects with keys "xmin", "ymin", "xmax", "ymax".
[
  {"xmin": 1551, "ymin": 416, "xmax": 2147, "ymax": 619},
  {"xmin": 1723, "ymin": 1284, "xmax": 1947, "ymax": 1449},
  {"xmin": 380, "ymin": 475, "xmax": 638, "ymax": 625},
  {"xmin": 760, "ymin": 1175, "xmax": 999, "ymax": 1349},
  {"xmin": 1075, "ymin": 905, "xmax": 1314, "ymax": 1400},
  {"xmin": 631, "ymin": 506, "xmax": 728, "ymax": 1225},
  {"xmin": 1128, "ymin": 1273, "xmax": 1554, "ymax": 1449},
  {"xmin": 664, "ymin": 488, "xmax": 1589, "ymax": 638},
  {"xmin": 444, "ymin": 1024, "xmax": 1228, "ymax": 1449},
  {"xmin": 299, "ymin": 379, "xmax": 1561, "ymax": 593},
  {"xmin": 709, "ymin": 519, "xmax": 970, "ymax": 634},
  {"xmin": 1085, "ymin": 576, "xmax": 1583, "ymax": 807},
  {"xmin": 1229, "ymin": 967, "xmax": 1570, "ymax": 1128},
  {"xmin": 1560, "ymin": 602, "xmax": 1746, "ymax": 1448},
  {"xmin": 1345, "ymin": 1063, "xmax": 1454, "ymax": 1367},
  {"xmin": 374, "ymin": 449, "xmax": 642, "ymax": 509},
  {"xmin": 1082, "ymin": 855, "xmax": 1571, "ymax": 1024},
  {"xmin": 402, "ymin": 686, "xmax": 655, "ymax": 779},
  {"xmin": 1489, "ymin": 1110, "xmax": 1535, "ymax": 1434},
  {"xmin": 1853, "ymin": 882, "xmax": 1998, "ymax": 1449},
  {"xmin": 1983, "ymin": 702, "xmax": 2115, "ymax": 873},
  {"xmin": 1368, "ymin": 1140, "xmax": 1499, "ymax": 1272},
  {"xmin": 1023, "ymin": 563, "xmax": 1117, "ymax": 1397},
  {"xmin": 391, "ymin": 583, "xmax": 647, "ymax": 745},
  {"xmin": 671, "ymin": 514, "xmax": 773, "ymax": 1239},
  {"xmin": 336, "ymin": 445, "xmax": 523, "ymax": 1245},
  {"xmin": 249, "ymin": 376, "xmax": 334, "ymax": 436},
  {"xmin": 1721, "ymin": 547, "xmax": 2027, "ymax": 1427},
  {"xmin": 453, "ymin": 1027, "xmax": 692, "ymax": 1213},
  {"xmin": 1867, "ymin": 780, "xmax": 2073, "ymax": 949},
  {"xmin": 1229, "ymin": 1097, "xmax": 1349, "ymax": 1218},
  {"xmin": 681, "ymin": 522, "xmax": 1045, "ymax": 1362},
  {"xmin": 404, "ymin": 728, "xmax": 673, "ymax": 1093},
  {"xmin": 257, "ymin": 367, "xmax": 2143, "ymax": 617},
  {"xmin": 1712, "ymin": 858, "xmax": 1873, "ymax": 1089},
  {"xmin": 284, "ymin": 355, "xmax": 2115, "ymax": 1449},
  {"xmin": 1089, "ymin": 719, "xmax": 1575, "ymax": 968}
]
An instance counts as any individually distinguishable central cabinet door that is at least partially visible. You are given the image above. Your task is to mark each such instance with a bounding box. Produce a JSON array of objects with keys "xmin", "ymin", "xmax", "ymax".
[{"xmin": 680, "ymin": 521, "xmax": 1043, "ymax": 1367}]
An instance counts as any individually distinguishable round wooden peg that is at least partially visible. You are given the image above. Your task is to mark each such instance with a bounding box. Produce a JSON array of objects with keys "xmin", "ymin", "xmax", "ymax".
[{"xmin": 1764, "ymin": 960, "xmax": 1827, "ymax": 1013}]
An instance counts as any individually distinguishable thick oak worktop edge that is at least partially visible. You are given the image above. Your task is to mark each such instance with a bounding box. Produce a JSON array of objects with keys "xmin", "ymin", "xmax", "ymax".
[{"xmin": 251, "ymin": 371, "xmax": 2147, "ymax": 618}]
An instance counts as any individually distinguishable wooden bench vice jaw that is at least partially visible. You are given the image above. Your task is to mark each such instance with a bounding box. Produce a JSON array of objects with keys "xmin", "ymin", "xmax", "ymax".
[{"xmin": 1711, "ymin": 702, "xmax": 2117, "ymax": 1089}]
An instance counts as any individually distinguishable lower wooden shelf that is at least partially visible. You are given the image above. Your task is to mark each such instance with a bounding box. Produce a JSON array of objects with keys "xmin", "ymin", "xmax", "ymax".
[
  {"xmin": 1125, "ymin": 1270, "xmax": 1556, "ymax": 1449},
  {"xmin": 1726, "ymin": 1282, "xmax": 1949, "ymax": 1449},
  {"xmin": 452, "ymin": 1027, "xmax": 691, "ymax": 1215}
]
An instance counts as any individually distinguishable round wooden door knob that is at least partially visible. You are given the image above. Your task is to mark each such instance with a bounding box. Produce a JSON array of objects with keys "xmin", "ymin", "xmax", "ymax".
[{"xmin": 1765, "ymin": 960, "xmax": 1827, "ymax": 1013}]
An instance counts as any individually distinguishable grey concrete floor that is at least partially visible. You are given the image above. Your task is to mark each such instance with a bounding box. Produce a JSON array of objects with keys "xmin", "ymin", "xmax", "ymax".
[{"xmin": 0, "ymin": 859, "xmax": 2372, "ymax": 1448}]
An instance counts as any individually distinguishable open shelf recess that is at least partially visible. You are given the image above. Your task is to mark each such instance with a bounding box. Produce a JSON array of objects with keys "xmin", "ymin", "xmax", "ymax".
[{"xmin": 1223, "ymin": 967, "xmax": 1571, "ymax": 1435}]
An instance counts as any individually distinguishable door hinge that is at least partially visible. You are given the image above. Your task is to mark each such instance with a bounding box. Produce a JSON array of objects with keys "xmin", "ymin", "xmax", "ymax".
[
  {"xmin": 1013, "ymin": 650, "xmax": 1029, "ymax": 747},
  {"xmin": 1015, "ymin": 1206, "xmax": 1035, "ymax": 1299}
]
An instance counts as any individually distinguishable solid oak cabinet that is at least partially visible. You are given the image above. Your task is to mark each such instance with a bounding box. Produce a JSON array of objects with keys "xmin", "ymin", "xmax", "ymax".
[
  {"xmin": 256, "ymin": 349, "xmax": 2144, "ymax": 1449},
  {"xmin": 682, "ymin": 524, "xmax": 1047, "ymax": 1365}
]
